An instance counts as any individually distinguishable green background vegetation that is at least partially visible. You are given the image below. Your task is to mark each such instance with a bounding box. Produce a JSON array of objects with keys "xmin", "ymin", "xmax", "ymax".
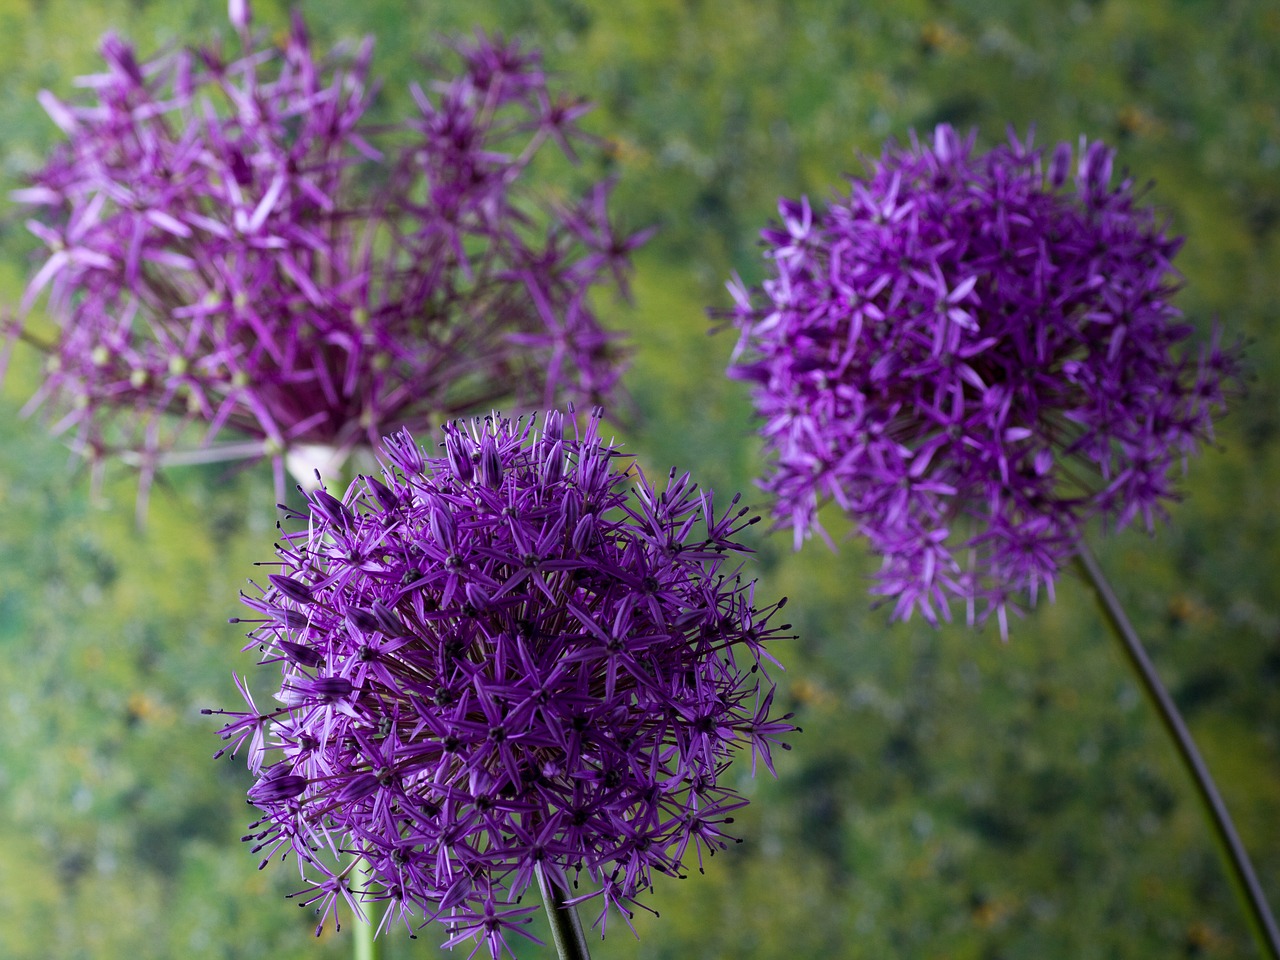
[{"xmin": 1, "ymin": 0, "xmax": 1277, "ymax": 957}]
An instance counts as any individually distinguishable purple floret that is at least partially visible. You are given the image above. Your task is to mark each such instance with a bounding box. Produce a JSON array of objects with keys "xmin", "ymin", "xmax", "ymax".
[
  {"xmin": 209, "ymin": 410, "xmax": 794, "ymax": 956},
  {"xmin": 8, "ymin": 10, "xmax": 646, "ymax": 497},
  {"xmin": 722, "ymin": 124, "xmax": 1236, "ymax": 635}
]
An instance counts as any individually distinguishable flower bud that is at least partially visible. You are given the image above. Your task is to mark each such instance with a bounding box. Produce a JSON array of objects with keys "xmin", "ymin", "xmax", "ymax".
[{"xmin": 268, "ymin": 574, "xmax": 314, "ymax": 605}]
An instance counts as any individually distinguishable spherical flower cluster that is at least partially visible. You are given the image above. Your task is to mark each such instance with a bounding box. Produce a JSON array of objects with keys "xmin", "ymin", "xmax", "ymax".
[
  {"xmin": 209, "ymin": 411, "xmax": 794, "ymax": 957},
  {"xmin": 8, "ymin": 8, "xmax": 646, "ymax": 495},
  {"xmin": 722, "ymin": 125, "xmax": 1235, "ymax": 634}
]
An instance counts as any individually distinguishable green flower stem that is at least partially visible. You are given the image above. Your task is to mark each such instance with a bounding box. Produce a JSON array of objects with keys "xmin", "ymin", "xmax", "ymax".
[
  {"xmin": 353, "ymin": 911, "xmax": 373, "ymax": 960},
  {"xmin": 537, "ymin": 864, "xmax": 592, "ymax": 960},
  {"xmin": 354, "ymin": 862, "xmax": 378, "ymax": 960},
  {"xmin": 1075, "ymin": 541, "xmax": 1280, "ymax": 959},
  {"xmin": 354, "ymin": 912, "xmax": 376, "ymax": 960}
]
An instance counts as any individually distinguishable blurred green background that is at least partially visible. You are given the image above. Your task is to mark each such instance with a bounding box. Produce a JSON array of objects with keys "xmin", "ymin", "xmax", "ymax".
[{"xmin": 1, "ymin": 0, "xmax": 1277, "ymax": 957}]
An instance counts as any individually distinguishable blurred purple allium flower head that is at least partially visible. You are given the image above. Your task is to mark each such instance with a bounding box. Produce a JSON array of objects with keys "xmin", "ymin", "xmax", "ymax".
[
  {"xmin": 208, "ymin": 410, "xmax": 795, "ymax": 956},
  {"xmin": 721, "ymin": 124, "xmax": 1236, "ymax": 635},
  {"xmin": 7, "ymin": 8, "xmax": 647, "ymax": 497}
]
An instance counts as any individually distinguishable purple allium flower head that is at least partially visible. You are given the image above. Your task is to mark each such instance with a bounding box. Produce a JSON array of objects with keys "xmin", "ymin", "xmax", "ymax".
[
  {"xmin": 721, "ymin": 125, "xmax": 1236, "ymax": 635},
  {"xmin": 208, "ymin": 410, "xmax": 795, "ymax": 955},
  {"xmin": 8, "ymin": 10, "xmax": 646, "ymax": 497}
]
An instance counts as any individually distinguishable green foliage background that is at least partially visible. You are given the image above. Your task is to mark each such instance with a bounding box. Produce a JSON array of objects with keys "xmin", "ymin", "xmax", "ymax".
[{"xmin": 1, "ymin": 0, "xmax": 1277, "ymax": 957}]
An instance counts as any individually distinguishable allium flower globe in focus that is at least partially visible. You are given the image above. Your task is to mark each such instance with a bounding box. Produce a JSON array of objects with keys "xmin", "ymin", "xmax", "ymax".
[
  {"xmin": 7, "ymin": 6, "xmax": 646, "ymax": 495},
  {"xmin": 723, "ymin": 124, "xmax": 1235, "ymax": 634},
  {"xmin": 209, "ymin": 411, "xmax": 795, "ymax": 956}
]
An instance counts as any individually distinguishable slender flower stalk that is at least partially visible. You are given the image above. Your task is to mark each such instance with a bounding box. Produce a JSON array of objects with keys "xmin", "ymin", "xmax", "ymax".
[
  {"xmin": 207, "ymin": 410, "xmax": 795, "ymax": 958},
  {"xmin": 354, "ymin": 870, "xmax": 378, "ymax": 960},
  {"xmin": 537, "ymin": 865, "xmax": 592, "ymax": 960},
  {"xmin": 721, "ymin": 124, "xmax": 1269, "ymax": 952},
  {"xmin": 7, "ymin": 7, "xmax": 647, "ymax": 499},
  {"xmin": 1076, "ymin": 543, "xmax": 1280, "ymax": 959}
]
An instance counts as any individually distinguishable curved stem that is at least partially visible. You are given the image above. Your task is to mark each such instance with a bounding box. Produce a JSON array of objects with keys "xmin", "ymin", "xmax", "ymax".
[
  {"xmin": 536, "ymin": 864, "xmax": 592, "ymax": 960},
  {"xmin": 1075, "ymin": 541, "xmax": 1280, "ymax": 959}
]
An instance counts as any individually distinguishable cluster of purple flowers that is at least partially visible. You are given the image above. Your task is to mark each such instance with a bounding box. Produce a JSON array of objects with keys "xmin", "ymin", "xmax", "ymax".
[
  {"xmin": 9, "ymin": 9, "xmax": 645, "ymax": 493},
  {"xmin": 209, "ymin": 411, "xmax": 794, "ymax": 957},
  {"xmin": 724, "ymin": 125, "xmax": 1234, "ymax": 633}
]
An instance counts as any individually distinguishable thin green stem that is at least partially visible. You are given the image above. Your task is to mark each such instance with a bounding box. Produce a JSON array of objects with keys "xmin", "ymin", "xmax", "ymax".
[
  {"xmin": 537, "ymin": 864, "xmax": 592, "ymax": 960},
  {"xmin": 1075, "ymin": 541, "xmax": 1280, "ymax": 959},
  {"xmin": 353, "ymin": 860, "xmax": 379, "ymax": 960},
  {"xmin": 354, "ymin": 909, "xmax": 376, "ymax": 960}
]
